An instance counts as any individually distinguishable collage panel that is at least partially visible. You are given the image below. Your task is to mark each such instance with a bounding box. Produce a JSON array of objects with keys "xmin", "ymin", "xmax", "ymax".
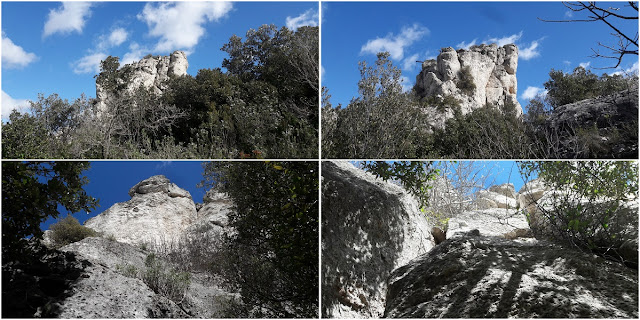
[
  {"xmin": 2, "ymin": 1, "xmax": 319, "ymax": 159},
  {"xmin": 321, "ymin": 2, "xmax": 638, "ymax": 159},
  {"xmin": 321, "ymin": 160, "xmax": 639, "ymax": 318},
  {"xmin": 2, "ymin": 160, "xmax": 319, "ymax": 318}
]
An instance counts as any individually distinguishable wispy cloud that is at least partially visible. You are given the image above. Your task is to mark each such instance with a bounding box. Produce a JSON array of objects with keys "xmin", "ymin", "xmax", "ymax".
[
  {"xmin": 286, "ymin": 9, "xmax": 319, "ymax": 30},
  {"xmin": 361, "ymin": 24, "xmax": 429, "ymax": 60},
  {"xmin": 579, "ymin": 61, "xmax": 591, "ymax": 69},
  {"xmin": 2, "ymin": 33, "xmax": 37, "ymax": 68},
  {"xmin": 138, "ymin": 2, "xmax": 233, "ymax": 52},
  {"xmin": 72, "ymin": 52, "xmax": 108, "ymax": 74},
  {"xmin": 611, "ymin": 61, "xmax": 639, "ymax": 76},
  {"xmin": 521, "ymin": 86, "xmax": 547, "ymax": 100},
  {"xmin": 519, "ymin": 40, "xmax": 541, "ymax": 60},
  {"xmin": 2, "ymin": 90, "xmax": 31, "ymax": 119},
  {"xmin": 400, "ymin": 75, "xmax": 413, "ymax": 92},
  {"xmin": 564, "ymin": 10, "xmax": 574, "ymax": 18},
  {"xmin": 43, "ymin": 2, "xmax": 93, "ymax": 38},
  {"xmin": 457, "ymin": 39, "xmax": 477, "ymax": 50},
  {"xmin": 402, "ymin": 53, "xmax": 420, "ymax": 71},
  {"xmin": 487, "ymin": 31, "xmax": 523, "ymax": 46}
]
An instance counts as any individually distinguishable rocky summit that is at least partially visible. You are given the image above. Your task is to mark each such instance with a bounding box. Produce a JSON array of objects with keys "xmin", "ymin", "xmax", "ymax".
[
  {"xmin": 95, "ymin": 51, "xmax": 188, "ymax": 114},
  {"xmin": 84, "ymin": 175, "xmax": 197, "ymax": 246},
  {"xmin": 415, "ymin": 44, "xmax": 521, "ymax": 119}
]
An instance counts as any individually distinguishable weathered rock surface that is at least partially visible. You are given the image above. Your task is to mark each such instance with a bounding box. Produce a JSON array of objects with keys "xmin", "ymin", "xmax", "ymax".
[
  {"xmin": 543, "ymin": 84, "xmax": 638, "ymax": 158},
  {"xmin": 96, "ymin": 51, "xmax": 188, "ymax": 113},
  {"xmin": 84, "ymin": 175, "xmax": 197, "ymax": 246},
  {"xmin": 58, "ymin": 237, "xmax": 232, "ymax": 318},
  {"xmin": 415, "ymin": 43, "xmax": 522, "ymax": 126},
  {"xmin": 322, "ymin": 161, "xmax": 433, "ymax": 318},
  {"xmin": 384, "ymin": 231, "xmax": 638, "ymax": 318},
  {"xmin": 446, "ymin": 208, "xmax": 530, "ymax": 239}
]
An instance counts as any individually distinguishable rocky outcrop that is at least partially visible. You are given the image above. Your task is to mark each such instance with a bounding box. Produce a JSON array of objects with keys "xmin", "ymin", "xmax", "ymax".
[
  {"xmin": 384, "ymin": 231, "xmax": 638, "ymax": 318},
  {"xmin": 446, "ymin": 208, "xmax": 530, "ymax": 240},
  {"xmin": 84, "ymin": 175, "xmax": 197, "ymax": 246},
  {"xmin": 57, "ymin": 237, "xmax": 234, "ymax": 318},
  {"xmin": 322, "ymin": 161, "xmax": 433, "ymax": 318},
  {"xmin": 543, "ymin": 84, "xmax": 638, "ymax": 158},
  {"xmin": 96, "ymin": 51, "xmax": 188, "ymax": 113},
  {"xmin": 415, "ymin": 43, "xmax": 522, "ymax": 124}
]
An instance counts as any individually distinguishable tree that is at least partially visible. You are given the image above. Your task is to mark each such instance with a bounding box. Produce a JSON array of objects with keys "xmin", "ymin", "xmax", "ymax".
[
  {"xmin": 540, "ymin": 1, "xmax": 638, "ymax": 68},
  {"xmin": 201, "ymin": 161, "xmax": 318, "ymax": 318},
  {"xmin": 2, "ymin": 161, "xmax": 98, "ymax": 260},
  {"xmin": 324, "ymin": 52, "xmax": 431, "ymax": 158},
  {"xmin": 518, "ymin": 161, "xmax": 638, "ymax": 266}
]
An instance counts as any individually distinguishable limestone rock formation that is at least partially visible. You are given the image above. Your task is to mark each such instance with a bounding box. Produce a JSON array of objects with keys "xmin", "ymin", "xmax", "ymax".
[
  {"xmin": 84, "ymin": 175, "xmax": 197, "ymax": 246},
  {"xmin": 415, "ymin": 44, "xmax": 522, "ymax": 126},
  {"xmin": 96, "ymin": 51, "xmax": 188, "ymax": 113},
  {"xmin": 384, "ymin": 231, "xmax": 638, "ymax": 318},
  {"xmin": 543, "ymin": 83, "xmax": 638, "ymax": 158},
  {"xmin": 58, "ymin": 237, "xmax": 234, "ymax": 318},
  {"xmin": 446, "ymin": 208, "xmax": 530, "ymax": 240},
  {"xmin": 322, "ymin": 161, "xmax": 433, "ymax": 318}
]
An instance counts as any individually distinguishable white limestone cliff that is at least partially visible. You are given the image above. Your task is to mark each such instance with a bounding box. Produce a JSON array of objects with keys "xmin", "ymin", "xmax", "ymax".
[
  {"xmin": 415, "ymin": 44, "xmax": 522, "ymax": 122},
  {"xmin": 95, "ymin": 51, "xmax": 188, "ymax": 114}
]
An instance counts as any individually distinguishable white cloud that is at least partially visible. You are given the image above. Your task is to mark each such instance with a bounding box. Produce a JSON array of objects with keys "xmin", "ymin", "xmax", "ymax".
[
  {"xmin": 611, "ymin": 61, "xmax": 639, "ymax": 76},
  {"xmin": 457, "ymin": 39, "xmax": 477, "ymax": 50},
  {"xmin": 2, "ymin": 90, "xmax": 31, "ymax": 119},
  {"xmin": 402, "ymin": 53, "xmax": 420, "ymax": 71},
  {"xmin": 564, "ymin": 10, "xmax": 574, "ymax": 18},
  {"xmin": 72, "ymin": 52, "xmax": 108, "ymax": 74},
  {"xmin": 321, "ymin": 65, "xmax": 325, "ymax": 78},
  {"xmin": 400, "ymin": 75, "xmax": 413, "ymax": 93},
  {"xmin": 487, "ymin": 31, "xmax": 523, "ymax": 46},
  {"xmin": 563, "ymin": 60, "xmax": 572, "ymax": 65},
  {"xmin": 361, "ymin": 24, "xmax": 429, "ymax": 60},
  {"xmin": 286, "ymin": 9, "xmax": 319, "ymax": 30},
  {"xmin": 122, "ymin": 42, "xmax": 148, "ymax": 65},
  {"xmin": 43, "ymin": 2, "xmax": 93, "ymax": 38},
  {"xmin": 521, "ymin": 86, "xmax": 547, "ymax": 100},
  {"xmin": 138, "ymin": 2, "xmax": 233, "ymax": 52},
  {"xmin": 519, "ymin": 40, "xmax": 541, "ymax": 60},
  {"xmin": 2, "ymin": 33, "xmax": 37, "ymax": 68},
  {"xmin": 108, "ymin": 28, "xmax": 128, "ymax": 47},
  {"xmin": 579, "ymin": 61, "xmax": 591, "ymax": 69}
]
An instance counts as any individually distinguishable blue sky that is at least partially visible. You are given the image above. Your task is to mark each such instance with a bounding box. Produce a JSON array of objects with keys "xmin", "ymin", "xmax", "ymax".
[
  {"xmin": 41, "ymin": 161, "xmax": 208, "ymax": 231},
  {"xmin": 2, "ymin": 1, "xmax": 319, "ymax": 120},
  {"xmin": 322, "ymin": 2, "xmax": 639, "ymax": 108}
]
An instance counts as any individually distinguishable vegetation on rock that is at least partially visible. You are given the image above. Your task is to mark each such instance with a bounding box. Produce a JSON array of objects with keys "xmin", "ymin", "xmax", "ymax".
[{"xmin": 49, "ymin": 215, "xmax": 97, "ymax": 249}]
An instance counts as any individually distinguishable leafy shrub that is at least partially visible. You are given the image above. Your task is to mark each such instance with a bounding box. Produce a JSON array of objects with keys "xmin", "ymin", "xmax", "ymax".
[
  {"xmin": 456, "ymin": 66, "xmax": 476, "ymax": 96},
  {"xmin": 519, "ymin": 161, "xmax": 639, "ymax": 267},
  {"xmin": 116, "ymin": 264, "xmax": 139, "ymax": 278},
  {"xmin": 142, "ymin": 253, "xmax": 191, "ymax": 304},
  {"xmin": 49, "ymin": 215, "xmax": 96, "ymax": 248}
]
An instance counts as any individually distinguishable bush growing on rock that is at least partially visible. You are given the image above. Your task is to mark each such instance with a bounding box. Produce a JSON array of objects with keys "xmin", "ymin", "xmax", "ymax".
[
  {"xmin": 519, "ymin": 161, "xmax": 638, "ymax": 267},
  {"xmin": 142, "ymin": 253, "xmax": 191, "ymax": 304},
  {"xmin": 49, "ymin": 215, "xmax": 97, "ymax": 248}
]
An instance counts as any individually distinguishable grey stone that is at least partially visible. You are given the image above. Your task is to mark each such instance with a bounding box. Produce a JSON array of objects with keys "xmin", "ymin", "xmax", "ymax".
[{"xmin": 384, "ymin": 233, "xmax": 638, "ymax": 318}]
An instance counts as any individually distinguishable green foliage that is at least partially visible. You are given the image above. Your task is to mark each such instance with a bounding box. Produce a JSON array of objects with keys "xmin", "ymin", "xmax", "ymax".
[
  {"xmin": 2, "ymin": 162, "xmax": 98, "ymax": 260},
  {"xmin": 361, "ymin": 161, "xmax": 439, "ymax": 210},
  {"xmin": 142, "ymin": 253, "xmax": 191, "ymax": 304},
  {"xmin": 322, "ymin": 53, "xmax": 432, "ymax": 158},
  {"xmin": 545, "ymin": 66, "xmax": 637, "ymax": 109},
  {"xmin": 419, "ymin": 94, "xmax": 461, "ymax": 112},
  {"xmin": 48, "ymin": 215, "xmax": 96, "ymax": 248},
  {"xmin": 456, "ymin": 66, "xmax": 476, "ymax": 96},
  {"xmin": 201, "ymin": 161, "xmax": 318, "ymax": 318},
  {"xmin": 431, "ymin": 102, "xmax": 536, "ymax": 158},
  {"xmin": 519, "ymin": 161, "xmax": 638, "ymax": 264}
]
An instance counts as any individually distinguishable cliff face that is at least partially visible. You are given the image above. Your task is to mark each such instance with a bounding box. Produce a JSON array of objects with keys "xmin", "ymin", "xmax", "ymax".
[
  {"xmin": 95, "ymin": 51, "xmax": 188, "ymax": 113},
  {"xmin": 415, "ymin": 44, "xmax": 522, "ymax": 118}
]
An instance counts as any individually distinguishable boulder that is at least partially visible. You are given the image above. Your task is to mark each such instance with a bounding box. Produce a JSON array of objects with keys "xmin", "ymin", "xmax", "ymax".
[
  {"xmin": 384, "ymin": 231, "xmax": 638, "ymax": 318},
  {"xmin": 475, "ymin": 189, "xmax": 517, "ymax": 209},
  {"xmin": 321, "ymin": 161, "xmax": 433, "ymax": 318},
  {"xmin": 489, "ymin": 183, "xmax": 516, "ymax": 198},
  {"xmin": 543, "ymin": 83, "xmax": 638, "ymax": 158},
  {"xmin": 85, "ymin": 175, "xmax": 197, "ymax": 246}
]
